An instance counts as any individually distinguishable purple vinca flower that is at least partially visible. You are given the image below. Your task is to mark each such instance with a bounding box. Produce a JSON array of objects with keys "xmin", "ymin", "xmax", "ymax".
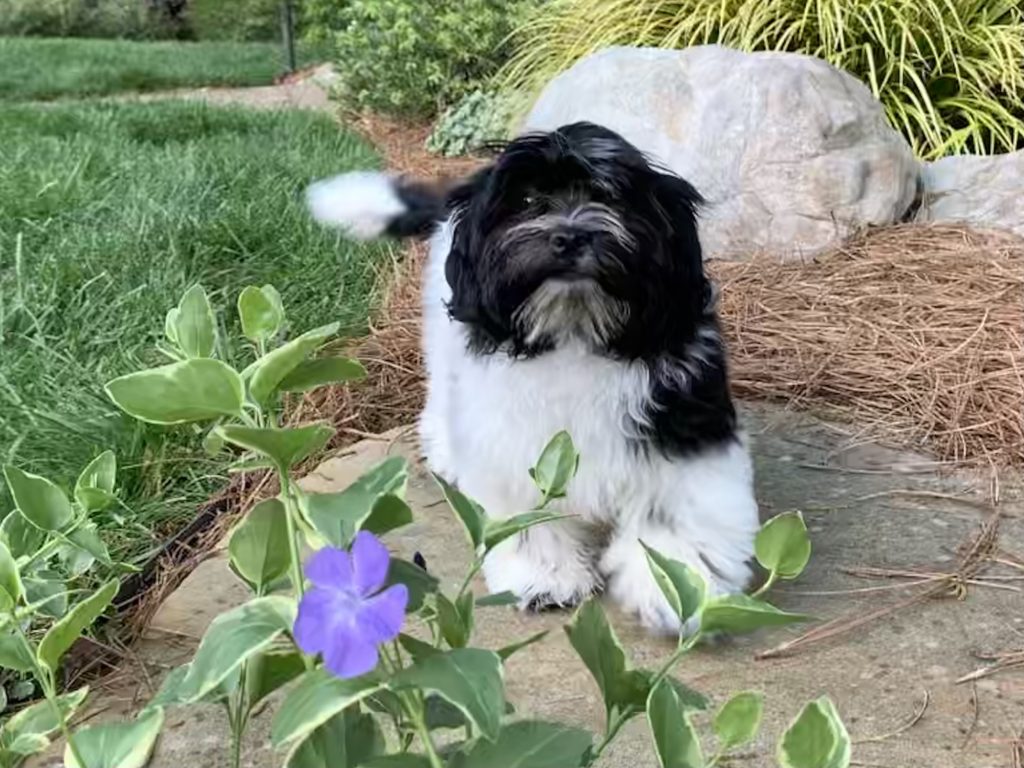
[{"xmin": 293, "ymin": 531, "xmax": 409, "ymax": 678}]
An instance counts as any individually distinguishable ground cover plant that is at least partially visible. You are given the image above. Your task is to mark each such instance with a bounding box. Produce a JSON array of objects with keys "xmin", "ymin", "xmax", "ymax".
[
  {"xmin": 500, "ymin": 0, "xmax": 1024, "ymax": 157},
  {"xmin": 0, "ymin": 100, "xmax": 392, "ymax": 574},
  {"xmin": 0, "ymin": 282, "xmax": 851, "ymax": 767},
  {"xmin": 0, "ymin": 37, "xmax": 323, "ymax": 101}
]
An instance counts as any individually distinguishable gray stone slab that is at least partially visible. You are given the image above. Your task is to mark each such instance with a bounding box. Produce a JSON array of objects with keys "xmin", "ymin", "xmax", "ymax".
[{"xmin": 32, "ymin": 403, "xmax": 1024, "ymax": 767}]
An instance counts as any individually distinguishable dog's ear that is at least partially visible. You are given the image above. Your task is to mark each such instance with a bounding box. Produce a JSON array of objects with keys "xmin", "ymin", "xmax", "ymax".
[{"xmin": 443, "ymin": 165, "xmax": 509, "ymax": 348}]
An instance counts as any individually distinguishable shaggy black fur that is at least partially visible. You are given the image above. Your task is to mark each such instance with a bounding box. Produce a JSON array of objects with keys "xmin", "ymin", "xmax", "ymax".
[{"xmin": 391, "ymin": 122, "xmax": 738, "ymax": 456}]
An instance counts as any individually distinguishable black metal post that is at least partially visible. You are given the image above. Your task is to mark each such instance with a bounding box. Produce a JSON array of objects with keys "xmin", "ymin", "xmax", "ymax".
[{"xmin": 280, "ymin": 1, "xmax": 297, "ymax": 74}]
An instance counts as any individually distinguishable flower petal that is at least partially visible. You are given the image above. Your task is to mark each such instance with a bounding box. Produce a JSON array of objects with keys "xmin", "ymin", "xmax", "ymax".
[
  {"xmin": 305, "ymin": 546, "xmax": 353, "ymax": 590},
  {"xmin": 293, "ymin": 587, "xmax": 341, "ymax": 655},
  {"xmin": 350, "ymin": 531, "xmax": 390, "ymax": 596},
  {"xmin": 355, "ymin": 583, "xmax": 408, "ymax": 644},
  {"xmin": 323, "ymin": 634, "xmax": 379, "ymax": 679}
]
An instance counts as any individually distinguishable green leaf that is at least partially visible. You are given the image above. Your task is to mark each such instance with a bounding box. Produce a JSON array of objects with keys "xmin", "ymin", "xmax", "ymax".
[
  {"xmin": 496, "ymin": 630, "xmax": 548, "ymax": 661},
  {"xmin": 646, "ymin": 679, "xmax": 704, "ymax": 768},
  {"xmin": 228, "ymin": 498, "xmax": 290, "ymax": 592},
  {"xmin": 105, "ymin": 359, "xmax": 244, "ymax": 424},
  {"xmin": 74, "ymin": 451, "xmax": 116, "ymax": 513},
  {"xmin": 271, "ymin": 669, "xmax": 383, "ymax": 747},
  {"xmin": 244, "ymin": 651, "xmax": 306, "ymax": 711},
  {"xmin": 435, "ymin": 476, "xmax": 485, "ymax": 551},
  {"xmin": 476, "ymin": 591, "xmax": 519, "ymax": 607},
  {"xmin": 530, "ymin": 431, "xmax": 579, "ymax": 501},
  {"xmin": 174, "ymin": 284, "xmax": 216, "ymax": 359},
  {"xmin": 642, "ymin": 543, "xmax": 707, "ymax": 629},
  {"xmin": 363, "ymin": 494, "xmax": 413, "ymax": 537},
  {"xmin": 756, "ymin": 512, "xmax": 812, "ymax": 580},
  {"xmin": 483, "ymin": 511, "xmax": 564, "ymax": 555},
  {"xmin": 436, "ymin": 592, "xmax": 473, "ymax": 649},
  {"xmin": 218, "ymin": 424, "xmax": 334, "ymax": 471},
  {"xmin": 0, "ymin": 511, "xmax": 43, "ymax": 559},
  {"xmin": 391, "ymin": 648, "xmax": 505, "ymax": 741},
  {"xmin": 163, "ymin": 307, "xmax": 179, "ymax": 346},
  {"xmin": 0, "ymin": 541, "xmax": 23, "ymax": 611},
  {"xmin": 249, "ymin": 323, "xmax": 339, "ymax": 404},
  {"xmin": 564, "ymin": 599, "xmax": 649, "ymax": 724},
  {"xmin": 398, "ymin": 633, "xmax": 440, "ymax": 660},
  {"xmin": 714, "ymin": 691, "xmax": 763, "ymax": 749},
  {"xmin": 449, "ymin": 720, "xmax": 592, "ymax": 768},
  {"xmin": 64, "ymin": 707, "xmax": 164, "ymax": 768},
  {"xmin": 304, "ymin": 457, "xmax": 408, "ymax": 547},
  {"xmin": 778, "ymin": 697, "xmax": 851, "ymax": 768},
  {"xmin": 66, "ymin": 524, "xmax": 113, "ymax": 567},
  {"xmin": 261, "ymin": 284, "xmax": 285, "ymax": 323},
  {"xmin": 285, "ymin": 709, "xmax": 384, "ymax": 768},
  {"xmin": 279, "ymin": 357, "xmax": 366, "ymax": 393},
  {"xmin": 3, "ymin": 465, "xmax": 74, "ymax": 532},
  {"xmin": 0, "ymin": 631, "xmax": 35, "ymax": 672},
  {"xmin": 37, "ymin": 579, "xmax": 118, "ymax": 673},
  {"xmin": 386, "ymin": 559, "xmax": 439, "ymax": 613},
  {"xmin": 361, "ymin": 756, "xmax": 432, "ymax": 768},
  {"xmin": 662, "ymin": 676, "xmax": 711, "ymax": 712},
  {"xmin": 238, "ymin": 285, "xmax": 283, "ymax": 343},
  {"xmin": 6, "ymin": 732, "xmax": 49, "ymax": 756},
  {"xmin": 699, "ymin": 594, "xmax": 809, "ymax": 635},
  {"xmin": 148, "ymin": 665, "xmax": 189, "ymax": 708},
  {"xmin": 175, "ymin": 596, "xmax": 296, "ymax": 703},
  {"xmin": 4, "ymin": 688, "xmax": 88, "ymax": 743},
  {"xmin": 424, "ymin": 694, "xmax": 468, "ymax": 729},
  {"xmin": 24, "ymin": 576, "xmax": 68, "ymax": 618}
]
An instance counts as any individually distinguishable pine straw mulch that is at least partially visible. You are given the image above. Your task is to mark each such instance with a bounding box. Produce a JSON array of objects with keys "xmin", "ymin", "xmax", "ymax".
[
  {"xmin": 119, "ymin": 113, "xmax": 1024, "ymax": 647},
  {"xmin": 308, "ymin": 223, "xmax": 1024, "ymax": 473}
]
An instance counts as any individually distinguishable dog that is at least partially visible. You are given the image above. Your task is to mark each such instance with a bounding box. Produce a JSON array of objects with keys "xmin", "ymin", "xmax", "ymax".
[{"xmin": 306, "ymin": 122, "xmax": 759, "ymax": 634}]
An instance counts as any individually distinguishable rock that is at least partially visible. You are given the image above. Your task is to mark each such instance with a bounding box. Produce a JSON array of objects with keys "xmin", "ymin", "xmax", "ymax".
[
  {"xmin": 525, "ymin": 46, "xmax": 920, "ymax": 260},
  {"xmin": 917, "ymin": 151, "xmax": 1024, "ymax": 236}
]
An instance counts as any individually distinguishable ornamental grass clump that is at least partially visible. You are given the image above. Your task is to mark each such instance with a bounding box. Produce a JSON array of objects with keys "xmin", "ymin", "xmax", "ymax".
[
  {"xmin": 1, "ymin": 282, "xmax": 854, "ymax": 768},
  {"xmin": 500, "ymin": 0, "xmax": 1024, "ymax": 157}
]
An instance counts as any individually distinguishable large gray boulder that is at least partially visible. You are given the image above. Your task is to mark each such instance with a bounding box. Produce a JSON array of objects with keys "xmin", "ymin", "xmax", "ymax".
[
  {"xmin": 525, "ymin": 46, "xmax": 920, "ymax": 260},
  {"xmin": 917, "ymin": 151, "xmax": 1024, "ymax": 236}
]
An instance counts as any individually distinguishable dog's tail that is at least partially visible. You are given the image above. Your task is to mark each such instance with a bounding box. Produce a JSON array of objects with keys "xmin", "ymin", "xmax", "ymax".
[{"xmin": 305, "ymin": 171, "xmax": 447, "ymax": 241}]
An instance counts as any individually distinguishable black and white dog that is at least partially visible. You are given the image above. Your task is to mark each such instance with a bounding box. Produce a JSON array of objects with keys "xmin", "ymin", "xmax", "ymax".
[{"xmin": 307, "ymin": 122, "xmax": 758, "ymax": 634}]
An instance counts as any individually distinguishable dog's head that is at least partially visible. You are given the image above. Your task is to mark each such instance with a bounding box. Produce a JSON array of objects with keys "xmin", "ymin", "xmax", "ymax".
[{"xmin": 444, "ymin": 122, "xmax": 708, "ymax": 359}]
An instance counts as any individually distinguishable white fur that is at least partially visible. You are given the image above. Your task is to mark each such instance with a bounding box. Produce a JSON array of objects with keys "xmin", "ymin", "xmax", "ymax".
[
  {"xmin": 419, "ymin": 219, "xmax": 760, "ymax": 635},
  {"xmin": 306, "ymin": 171, "xmax": 406, "ymax": 240}
]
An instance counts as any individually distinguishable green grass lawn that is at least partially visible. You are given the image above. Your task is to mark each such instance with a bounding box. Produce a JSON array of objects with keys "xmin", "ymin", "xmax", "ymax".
[
  {"xmin": 0, "ymin": 36, "xmax": 330, "ymax": 101},
  {"xmin": 0, "ymin": 99, "xmax": 392, "ymax": 567}
]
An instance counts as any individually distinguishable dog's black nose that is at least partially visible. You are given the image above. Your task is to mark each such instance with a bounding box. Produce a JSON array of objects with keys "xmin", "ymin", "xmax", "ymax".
[{"xmin": 550, "ymin": 229, "xmax": 586, "ymax": 257}]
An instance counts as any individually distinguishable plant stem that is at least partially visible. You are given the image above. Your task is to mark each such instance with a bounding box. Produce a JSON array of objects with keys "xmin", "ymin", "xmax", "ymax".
[
  {"xmin": 650, "ymin": 633, "xmax": 701, "ymax": 689},
  {"xmin": 228, "ymin": 662, "xmax": 249, "ymax": 768},
  {"xmin": 277, "ymin": 471, "xmax": 306, "ymax": 602},
  {"xmin": 751, "ymin": 572, "xmax": 778, "ymax": 599},
  {"xmin": 588, "ymin": 632, "xmax": 704, "ymax": 764},
  {"xmin": 407, "ymin": 697, "xmax": 445, "ymax": 768},
  {"xmin": 454, "ymin": 559, "xmax": 483, "ymax": 602},
  {"xmin": 13, "ymin": 621, "xmax": 88, "ymax": 768},
  {"xmin": 277, "ymin": 469, "xmax": 313, "ymax": 671},
  {"xmin": 380, "ymin": 647, "xmax": 444, "ymax": 768}
]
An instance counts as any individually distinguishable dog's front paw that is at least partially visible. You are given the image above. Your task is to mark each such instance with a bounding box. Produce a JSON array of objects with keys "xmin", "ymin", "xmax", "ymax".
[
  {"xmin": 483, "ymin": 537, "xmax": 603, "ymax": 613},
  {"xmin": 602, "ymin": 536, "xmax": 752, "ymax": 637}
]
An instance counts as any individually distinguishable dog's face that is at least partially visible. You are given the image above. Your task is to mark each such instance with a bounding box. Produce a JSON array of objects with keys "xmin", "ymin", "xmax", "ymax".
[{"xmin": 444, "ymin": 122, "xmax": 709, "ymax": 359}]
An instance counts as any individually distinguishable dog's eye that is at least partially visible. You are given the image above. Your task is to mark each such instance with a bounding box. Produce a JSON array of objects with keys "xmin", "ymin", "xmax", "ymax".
[{"xmin": 524, "ymin": 195, "xmax": 536, "ymax": 206}]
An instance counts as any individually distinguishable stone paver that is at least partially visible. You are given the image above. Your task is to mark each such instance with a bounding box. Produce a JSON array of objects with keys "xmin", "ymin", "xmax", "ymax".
[{"xmin": 32, "ymin": 403, "xmax": 1024, "ymax": 767}]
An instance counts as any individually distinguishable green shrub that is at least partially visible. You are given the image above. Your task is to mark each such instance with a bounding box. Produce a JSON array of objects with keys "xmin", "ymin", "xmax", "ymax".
[
  {"xmin": 329, "ymin": 0, "xmax": 532, "ymax": 117},
  {"xmin": 187, "ymin": 0, "xmax": 281, "ymax": 41},
  {"xmin": 0, "ymin": 0, "xmax": 187, "ymax": 39},
  {"xmin": 426, "ymin": 90, "xmax": 523, "ymax": 156},
  {"xmin": 501, "ymin": 0, "xmax": 1024, "ymax": 158}
]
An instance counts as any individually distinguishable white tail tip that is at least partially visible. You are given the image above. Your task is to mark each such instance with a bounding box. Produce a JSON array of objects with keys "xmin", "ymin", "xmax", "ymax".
[{"xmin": 305, "ymin": 171, "xmax": 406, "ymax": 240}]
